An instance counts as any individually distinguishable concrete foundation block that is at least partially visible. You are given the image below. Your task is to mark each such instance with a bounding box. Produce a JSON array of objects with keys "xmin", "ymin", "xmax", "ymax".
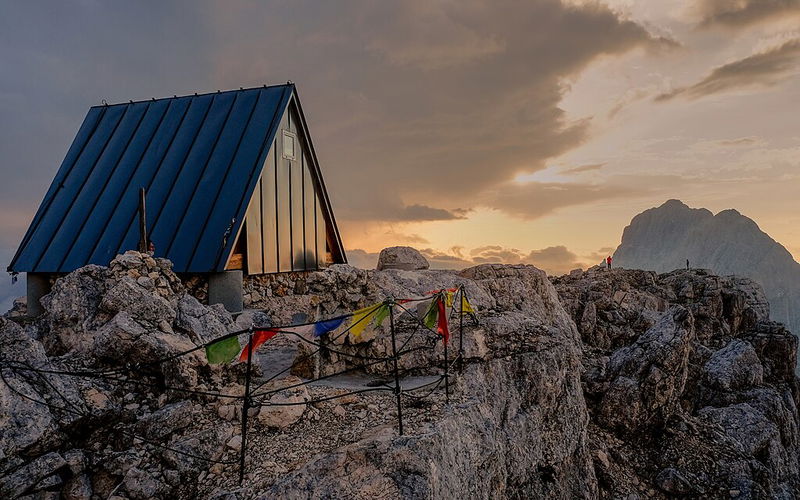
[
  {"xmin": 208, "ymin": 271, "xmax": 243, "ymax": 313},
  {"xmin": 27, "ymin": 273, "xmax": 51, "ymax": 317}
]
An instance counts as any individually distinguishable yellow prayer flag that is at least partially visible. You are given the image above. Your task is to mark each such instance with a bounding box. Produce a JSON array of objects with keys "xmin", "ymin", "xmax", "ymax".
[
  {"xmin": 461, "ymin": 295, "xmax": 474, "ymax": 314},
  {"xmin": 348, "ymin": 303, "xmax": 382, "ymax": 339},
  {"xmin": 445, "ymin": 291, "xmax": 455, "ymax": 308}
]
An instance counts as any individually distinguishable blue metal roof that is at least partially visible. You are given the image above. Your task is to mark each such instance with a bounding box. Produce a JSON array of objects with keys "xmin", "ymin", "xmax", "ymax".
[{"xmin": 9, "ymin": 84, "xmax": 298, "ymax": 273}]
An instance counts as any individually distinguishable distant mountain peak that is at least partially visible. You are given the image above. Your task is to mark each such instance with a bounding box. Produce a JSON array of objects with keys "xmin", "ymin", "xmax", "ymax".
[
  {"xmin": 661, "ymin": 199, "xmax": 689, "ymax": 209},
  {"xmin": 614, "ymin": 200, "xmax": 800, "ymax": 342}
]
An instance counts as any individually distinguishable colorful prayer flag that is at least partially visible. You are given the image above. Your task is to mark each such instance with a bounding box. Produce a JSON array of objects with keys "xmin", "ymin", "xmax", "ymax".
[
  {"xmin": 238, "ymin": 329, "xmax": 278, "ymax": 362},
  {"xmin": 374, "ymin": 304, "xmax": 391, "ymax": 328},
  {"xmin": 348, "ymin": 303, "xmax": 384, "ymax": 339},
  {"xmin": 313, "ymin": 317, "xmax": 346, "ymax": 337},
  {"xmin": 461, "ymin": 294, "xmax": 475, "ymax": 314},
  {"xmin": 422, "ymin": 298, "xmax": 438, "ymax": 330},
  {"xmin": 437, "ymin": 295, "xmax": 450, "ymax": 345},
  {"xmin": 205, "ymin": 335, "xmax": 242, "ymax": 364}
]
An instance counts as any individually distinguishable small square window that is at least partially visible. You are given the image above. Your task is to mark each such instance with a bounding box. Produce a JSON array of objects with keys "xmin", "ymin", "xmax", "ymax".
[{"xmin": 282, "ymin": 130, "xmax": 296, "ymax": 160}]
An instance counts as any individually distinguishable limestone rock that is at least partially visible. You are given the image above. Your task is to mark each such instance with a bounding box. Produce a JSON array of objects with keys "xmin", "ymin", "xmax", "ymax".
[
  {"xmin": 100, "ymin": 276, "xmax": 176, "ymax": 327},
  {"xmin": 5, "ymin": 296, "xmax": 26, "ymax": 318},
  {"xmin": 699, "ymin": 404, "xmax": 783, "ymax": 461},
  {"xmin": 3, "ymin": 252, "xmax": 800, "ymax": 499},
  {"xmin": 0, "ymin": 452, "xmax": 66, "ymax": 498},
  {"xmin": 175, "ymin": 294, "xmax": 235, "ymax": 344},
  {"xmin": 39, "ymin": 265, "xmax": 111, "ymax": 354},
  {"xmin": 745, "ymin": 321, "xmax": 798, "ymax": 382},
  {"xmin": 123, "ymin": 467, "xmax": 169, "ymax": 500},
  {"xmin": 257, "ymin": 376, "xmax": 310, "ymax": 430},
  {"xmin": 613, "ymin": 199, "xmax": 800, "ymax": 350},
  {"xmin": 376, "ymin": 246, "xmax": 429, "ymax": 271},
  {"xmin": 596, "ymin": 307, "xmax": 694, "ymax": 435},
  {"xmin": 702, "ymin": 339, "xmax": 763, "ymax": 392},
  {"xmin": 137, "ymin": 401, "xmax": 194, "ymax": 440}
]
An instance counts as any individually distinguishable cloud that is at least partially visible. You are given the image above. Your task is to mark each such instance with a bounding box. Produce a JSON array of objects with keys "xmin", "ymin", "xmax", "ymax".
[
  {"xmin": 523, "ymin": 245, "xmax": 585, "ymax": 274},
  {"xmin": 717, "ymin": 136, "xmax": 766, "ymax": 147},
  {"xmin": 0, "ymin": 0, "xmax": 674, "ymax": 301},
  {"xmin": 385, "ymin": 204, "xmax": 468, "ymax": 222},
  {"xmin": 350, "ymin": 243, "xmax": 590, "ymax": 275},
  {"xmin": 656, "ymin": 39, "xmax": 800, "ymax": 101},
  {"xmin": 480, "ymin": 180, "xmax": 638, "ymax": 219},
  {"xmin": 202, "ymin": 0, "xmax": 674, "ymax": 219},
  {"xmin": 695, "ymin": 0, "xmax": 800, "ymax": 29},
  {"xmin": 561, "ymin": 162, "xmax": 606, "ymax": 174},
  {"xmin": 345, "ymin": 249, "xmax": 379, "ymax": 269}
]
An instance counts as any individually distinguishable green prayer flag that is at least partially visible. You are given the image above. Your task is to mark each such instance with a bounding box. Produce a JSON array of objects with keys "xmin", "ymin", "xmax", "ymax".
[
  {"xmin": 374, "ymin": 304, "xmax": 390, "ymax": 327},
  {"xmin": 206, "ymin": 336, "xmax": 241, "ymax": 364},
  {"xmin": 423, "ymin": 299, "xmax": 438, "ymax": 329}
]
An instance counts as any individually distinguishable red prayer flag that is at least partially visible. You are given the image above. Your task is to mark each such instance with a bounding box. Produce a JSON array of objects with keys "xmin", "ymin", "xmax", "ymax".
[
  {"xmin": 436, "ymin": 296, "xmax": 449, "ymax": 345},
  {"xmin": 239, "ymin": 329, "xmax": 278, "ymax": 362}
]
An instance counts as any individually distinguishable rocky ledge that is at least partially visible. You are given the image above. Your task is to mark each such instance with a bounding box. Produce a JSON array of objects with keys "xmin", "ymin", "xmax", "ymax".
[{"xmin": 0, "ymin": 251, "xmax": 798, "ymax": 499}]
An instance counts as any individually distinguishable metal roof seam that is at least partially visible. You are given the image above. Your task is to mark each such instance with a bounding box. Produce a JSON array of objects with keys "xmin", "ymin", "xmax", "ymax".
[
  {"xmin": 103, "ymin": 97, "xmax": 194, "ymax": 262},
  {"xmin": 145, "ymin": 94, "xmax": 218, "ymax": 255},
  {"xmin": 7, "ymin": 107, "xmax": 108, "ymax": 272},
  {"xmin": 57, "ymin": 101, "xmax": 154, "ymax": 271},
  {"xmin": 212, "ymin": 86, "xmax": 292, "ymax": 271},
  {"xmin": 31, "ymin": 105, "xmax": 131, "ymax": 271},
  {"xmin": 83, "ymin": 99, "xmax": 174, "ymax": 263},
  {"xmin": 161, "ymin": 92, "xmax": 241, "ymax": 261},
  {"xmin": 88, "ymin": 83, "xmax": 292, "ymax": 110},
  {"xmin": 186, "ymin": 89, "xmax": 264, "ymax": 270}
]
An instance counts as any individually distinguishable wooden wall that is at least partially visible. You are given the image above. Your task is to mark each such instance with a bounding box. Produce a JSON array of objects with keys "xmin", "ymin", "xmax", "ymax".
[{"xmin": 240, "ymin": 100, "xmax": 330, "ymax": 274}]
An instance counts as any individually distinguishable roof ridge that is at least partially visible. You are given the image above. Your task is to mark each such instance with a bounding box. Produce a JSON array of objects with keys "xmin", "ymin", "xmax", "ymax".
[{"xmin": 90, "ymin": 83, "xmax": 294, "ymax": 109}]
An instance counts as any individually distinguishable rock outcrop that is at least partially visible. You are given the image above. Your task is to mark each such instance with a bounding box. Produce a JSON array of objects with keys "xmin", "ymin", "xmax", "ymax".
[
  {"xmin": 376, "ymin": 246, "xmax": 430, "ymax": 271},
  {"xmin": 553, "ymin": 266, "xmax": 800, "ymax": 497},
  {"xmin": 614, "ymin": 199, "xmax": 800, "ymax": 349},
  {"xmin": 1, "ymin": 250, "xmax": 799, "ymax": 499}
]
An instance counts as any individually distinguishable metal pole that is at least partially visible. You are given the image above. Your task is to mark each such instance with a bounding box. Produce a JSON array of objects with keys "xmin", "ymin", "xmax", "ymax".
[
  {"xmin": 459, "ymin": 286, "xmax": 465, "ymax": 373},
  {"xmin": 137, "ymin": 187, "xmax": 148, "ymax": 253},
  {"xmin": 239, "ymin": 328, "xmax": 254, "ymax": 485},
  {"xmin": 443, "ymin": 315, "xmax": 450, "ymax": 404},
  {"xmin": 388, "ymin": 301, "xmax": 403, "ymax": 436}
]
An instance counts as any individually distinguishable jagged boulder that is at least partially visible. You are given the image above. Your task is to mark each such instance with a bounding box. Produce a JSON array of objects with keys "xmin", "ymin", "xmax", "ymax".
[
  {"xmin": 0, "ymin": 451, "xmax": 66, "ymax": 498},
  {"xmin": 596, "ymin": 307, "xmax": 694, "ymax": 435},
  {"xmin": 702, "ymin": 339, "xmax": 763, "ymax": 392},
  {"xmin": 175, "ymin": 295, "xmax": 236, "ymax": 344},
  {"xmin": 745, "ymin": 321, "xmax": 798, "ymax": 383},
  {"xmin": 39, "ymin": 265, "xmax": 111, "ymax": 354},
  {"xmin": 699, "ymin": 404, "xmax": 784, "ymax": 467},
  {"xmin": 99, "ymin": 276, "xmax": 176, "ymax": 330},
  {"xmin": 0, "ymin": 321, "xmax": 59, "ymax": 465},
  {"xmin": 376, "ymin": 246, "xmax": 429, "ymax": 271},
  {"xmin": 257, "ymin": 376, "xmax": 310, "ymax": 430}
]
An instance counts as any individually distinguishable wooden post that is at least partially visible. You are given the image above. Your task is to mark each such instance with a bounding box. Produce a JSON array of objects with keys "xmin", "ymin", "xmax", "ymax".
[
  {"xmin": 388, "ymin": 301, "xmax": 403, "ymax": 436},
  {"xmin": 137, "ymin": 188, "xmax": 148, "ymax": 253},
  {"xmin": 239, "ymin": 328, "xmax": 254, "ymax": 485}
]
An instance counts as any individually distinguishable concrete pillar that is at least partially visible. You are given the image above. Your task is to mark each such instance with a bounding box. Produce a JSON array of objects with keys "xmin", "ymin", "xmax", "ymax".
[
  {"xmin": 208, "ymin": 271, "xmax": 243, "ymax": 313},
  {"xmin": 27, "ymin": 273, "xmax": 51, "ymax": 317}
]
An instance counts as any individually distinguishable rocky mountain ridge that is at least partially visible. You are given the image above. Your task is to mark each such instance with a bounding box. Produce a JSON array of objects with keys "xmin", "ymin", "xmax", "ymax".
[
  {"xmin": 614, "ymin": 199, "xmax": 800, "ymax": 341},
  {"xmin": 0, "ymin": 250, "xmax": 798, "ymax": 499}
]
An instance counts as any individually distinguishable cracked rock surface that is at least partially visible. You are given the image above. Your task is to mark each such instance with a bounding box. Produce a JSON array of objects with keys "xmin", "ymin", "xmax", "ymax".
[{"xmin": 0, "ymin": 253, "xmax": 798, "ymax": 499}]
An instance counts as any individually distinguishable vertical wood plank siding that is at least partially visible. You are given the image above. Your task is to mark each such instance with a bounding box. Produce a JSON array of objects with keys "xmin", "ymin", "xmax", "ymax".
[{"xmin": 243, "ymin": 100, "xmax": 328, "ymax": 274}]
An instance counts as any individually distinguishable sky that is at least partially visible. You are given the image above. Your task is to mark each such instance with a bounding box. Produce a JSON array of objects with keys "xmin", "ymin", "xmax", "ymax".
[{"xmin": 1, "ymin": 0, "xmax": 800, "ymax": 307}]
